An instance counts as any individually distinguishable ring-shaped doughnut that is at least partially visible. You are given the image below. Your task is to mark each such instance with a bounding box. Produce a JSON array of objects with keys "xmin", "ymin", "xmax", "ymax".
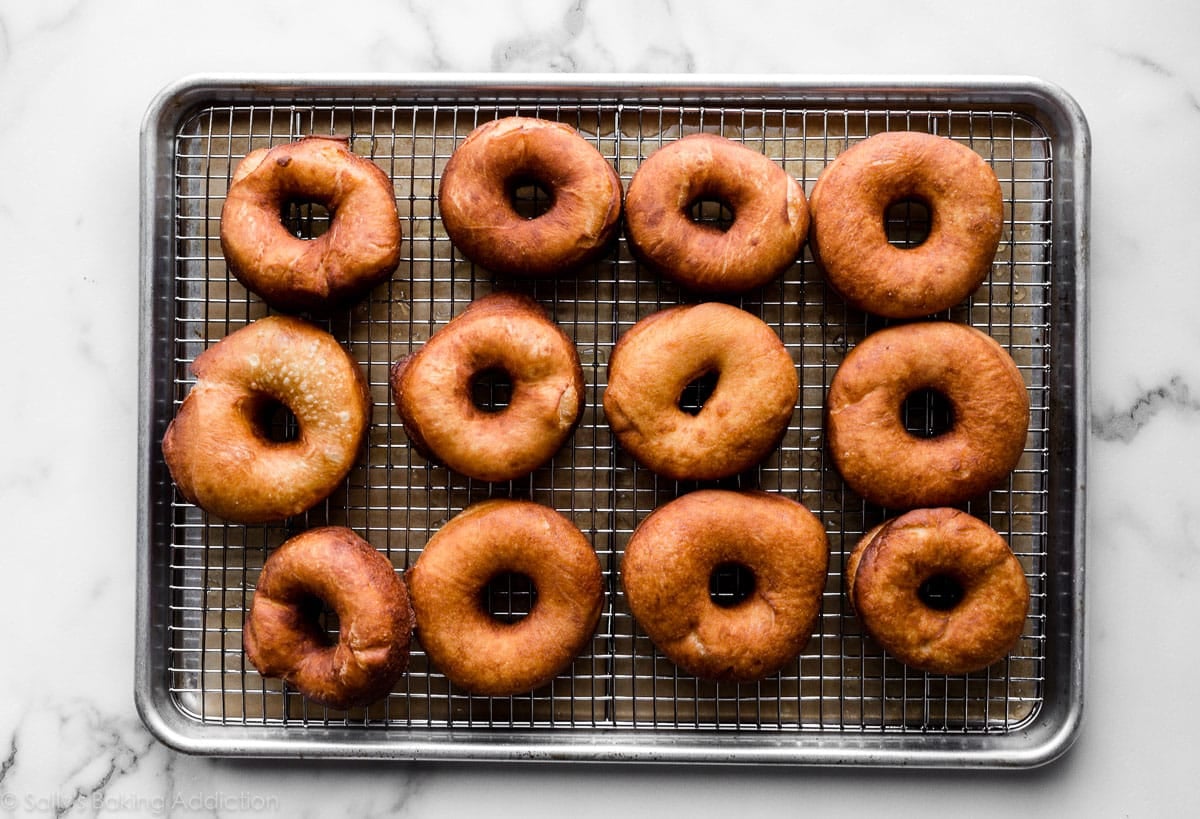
[
  {"xmin": 438, "ymin": 117, "xmax": 623, "ymax": 276},
  {"xmin": 243, "ymin": 526, "xmax": 413, "ymax": 709},
  {"xmin": 826, "ymin": 321, "xmax": 1028, "ymax": 508},
  {"xmin": 161, "ymin": 315, "xmax": 372, "ymax": 524},
  {"xmin": 809, "ymin": 131, "xmax": 1004, "ymax": 318},
  {"xmin": 621, "ymin": 490, "xmax": 829, "ymax": 682},
  {"xmin": 624, "ymin": 133, "xmax": 809, "ymax": 292},
  {"xmin": 406, "ymin": 499, "xmax": 604, "ymax": 696},
  {"xmin": 219, "ymin": 136, "xmax": 402, "ymax": 313},
  {"xmin": 603, "ymin": 302, "xmax": 798, "ymax": 480},
  {"xmin": 845, "ymin": 508, "xmax": 1029, "ymax": 675},
  {"xmin": 390, "ymin": 292, "xmax": 584, "ymax": 483}
]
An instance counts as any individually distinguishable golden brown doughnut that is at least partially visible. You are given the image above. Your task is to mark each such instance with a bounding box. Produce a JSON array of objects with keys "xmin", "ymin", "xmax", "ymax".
[
  {"xmin": 624, "ymin": 133, "xmax": 809, "ymax": 292},
  {"xmin": 390, "ymin": 292, "xmax": 584, "ymax": 483},
  {"xmin": 438, "ymin": 117, "xmax": 623, "ymax": 276},
  {"xmin": 243, "ymin": 526, "xmax": 413, "ymax": 709},
  {"xmin": 161, "ymin": 315, "xmax": 372, "ymax": 524},
  {"xmin": 826, "ymin": 322, "xmax": 1028, "ymax": 508},
  {"xmin": 603, "ymin": 302, "xmax": 797, "ymax": 480},
  {"xmin": 809, "ymin": 131, "xmax": 1004, "ymax": 318},
  {"xmin": 845, "ymin": 508, "xmax": 1029, "ymax": 675},
  {"xmin": 621, "ymin": 490, "xmax": 829, "ymax": 682},
  {"xmin": 406, "ymin": 500, "xmax": 604, "ymax": 697},
  {"xmin": 220, "ymin": 136, "xmax": 401, "ymax": 313}
]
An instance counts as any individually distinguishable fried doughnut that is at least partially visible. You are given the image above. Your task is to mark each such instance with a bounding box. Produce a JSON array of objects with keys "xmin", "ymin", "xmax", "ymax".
[
  {"xmin": 407, "ymin": 500, "xmax": 604, "ymax": 696},
  {"xmin": 390, "ymin": 292, "xmax": 583, "ymax": 483},
  {"xmin": 243, "ymin": 527, "xmax": 413, "ymax": 709},
  {"xmin": 809, "ymin": 131, "xmax": 1004, "ymax": 318},
  {"xmin": 621, "ymin": 490, "xmax": 828, "ymax": 682},
  {"xmin": 845, "ymin": 508, "xmax": 1029, "ymax": 675},
  {"xmin": 826, "ymin": 322, "xmax": 1028, "ymax": 508},
  {"xmin": 438, "ymin": 117, "xmax": 623, "ymax": 276},
  {"xmin": 220, "ymin": 136, "xmax": 401, "ymax": 313},
  {"xmin": 603, "ymin": 302, "xmax": 797, "ymax": 480},
  {"xmin": 161, "ymin": 315, "xmax": 372, "ymax": 524},
  {"xmin": 624, "ymin": 133, "xmax": 809, "ymax": 292}
]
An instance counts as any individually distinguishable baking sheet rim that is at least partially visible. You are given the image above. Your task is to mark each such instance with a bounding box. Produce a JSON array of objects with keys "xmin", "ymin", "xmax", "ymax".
[{"xmin": 135, "ymin": 72, "xmax": 1089, "ymax": 767}]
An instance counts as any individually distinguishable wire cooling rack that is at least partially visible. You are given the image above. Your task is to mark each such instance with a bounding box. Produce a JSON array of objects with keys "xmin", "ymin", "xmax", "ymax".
[{"xmin": 138, "ymin": 76, "xmax": 1086, "ymax": 765}]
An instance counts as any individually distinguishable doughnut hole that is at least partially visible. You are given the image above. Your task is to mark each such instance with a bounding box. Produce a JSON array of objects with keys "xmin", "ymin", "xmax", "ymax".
[
  {"xmin": 709, "ymin": 562, "xmax": 756, "ymax": 608},
  {"xmin": 901, "ymin": 387, "xmax": 955, "ymax": 439},
  {"xmin": 508, "ymin": 176, "xmax": 555, "ymax": 220},
  {"xmin": 481, "ymin": 571, "xmax": 537, "ymax": 624},
  {"xmin": 884, "ymin": 196, "xmax": 931, "ymax": 248},
  {"xmin": 470, "ymin": 367, "xmax": 514, "ymax": 413},
  {"xmin": 295, "ymin": 593, "xmax": 340, "ymax": 647},
  {"xmin": 917, "ymin": 572, "xmax": 966, "ymax": 611},
  {"xmin": 282, "ymin": 199, "xmax": 333, "ymax": 239},
  {"xmin": 249, "ymin": 395, "xmax": 300, "ymax": 444},
  {"xmin": 688, "ymin": 197, "xmax": 736, "ymax": 232},
  {"xmin": 677, "ymin": 370, "xmax": 720, "ymax": 416}
]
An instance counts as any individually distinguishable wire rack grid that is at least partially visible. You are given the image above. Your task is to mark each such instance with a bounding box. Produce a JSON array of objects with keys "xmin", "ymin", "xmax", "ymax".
[{"xmin": 156, "ymin": 89, "xmax": 1058, "ymax": 742}]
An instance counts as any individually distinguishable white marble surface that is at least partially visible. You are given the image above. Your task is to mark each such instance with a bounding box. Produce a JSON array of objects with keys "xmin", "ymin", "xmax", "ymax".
[{"xmin": 2, "ymin": 0, "xmax": 1198, "ymax": 815}]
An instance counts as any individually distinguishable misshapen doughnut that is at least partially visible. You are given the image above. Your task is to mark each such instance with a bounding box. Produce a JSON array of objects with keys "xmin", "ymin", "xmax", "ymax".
[
  {"xmin": 161, "ymin": 315, "xmax": 372, "ymax": 524},
  {"xmin": 603, "ymin": 302, "xmax": 797, "ymax": 481},
  {"xmin": 845, "ymin": 508, "xmax": 1029, "ymax": 675},
  {"xmin": 621, "ymin": 490, "xmax": 829, "ymax": 682},
  {"xmin": 390, "ymin": 292, "xmax": 584, "ymax": 483},
  {"xmin": 809, "ymin": 131, "xmax": 1004, "ymax": 318},
  {"xmin": 220, "ymin": 136, "xmax": 402, "ymax": 313},
  {"xmin": 438, "ymin": 117, "xmax": 623, "ymax": 276},
  {"xmin": 826, "ymin": 322, "xmax": 1028, "ymax": 508},
  {"xmin": 624, "ymin": 134, "xmax": 809, "ymax": 292},
  {"xmin": 407, "ymin": 500, "xmax": 604, "ymax": 696},
  {"xmin": 243, "ymin": 527, "xmax": 413, "ymax": 709}
]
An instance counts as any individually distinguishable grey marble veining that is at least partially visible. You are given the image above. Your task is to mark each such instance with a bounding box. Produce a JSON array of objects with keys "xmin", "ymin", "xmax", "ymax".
[{"xmin": 1093, "ymin": 375, "xmax": 1200, "ymax": 443}]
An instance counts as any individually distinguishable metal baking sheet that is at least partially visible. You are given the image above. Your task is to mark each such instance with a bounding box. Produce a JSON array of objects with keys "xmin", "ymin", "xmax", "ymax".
[{"xmin": 136, "ymin": 74, "xmax": 1088, "ymax": 766}]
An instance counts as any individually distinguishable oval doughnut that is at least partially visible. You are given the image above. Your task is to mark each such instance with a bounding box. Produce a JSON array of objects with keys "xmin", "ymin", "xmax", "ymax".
[
  {"xmin": 438, "ymin": 117, "xmax": 623, "ymax": 276},
  {"xmin": 407, "ymin": 500, "xmax": 604, "ymax": 696},
  {"xmin": 603, "ymin": 302, "xmax": 797, "ymax": 480},
  {"xmin": 161, "ymin": 315, "xmax": 372, "ymax": 524},
  {"xmin": 621, "ymin": 490, "xmax": 829, "ymax": 683},
  {"xmin": 624, "ymin": 133, "xmax": 809, "ymax": 292},
  {"xmin": 845, "ymin": 508, "xmax": 1029, "ymax": 675},
  {"xmin": 220, "ymin": 136, "xmax": 402, "ymax": 313},
  {"xmin": 243, "ymin": 526, "xmax": 413, "ymax": 709},
  {"xmin": 826, "ymin": 322, "xmax": 1028, "ymax": 508},
  {"xmin": 809, "ymin": 131, "xmax": 1004, "ymax": 318},
  {"xmin": 390, "ymin": 292, "xmax": 584, "ymax": 483}
]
